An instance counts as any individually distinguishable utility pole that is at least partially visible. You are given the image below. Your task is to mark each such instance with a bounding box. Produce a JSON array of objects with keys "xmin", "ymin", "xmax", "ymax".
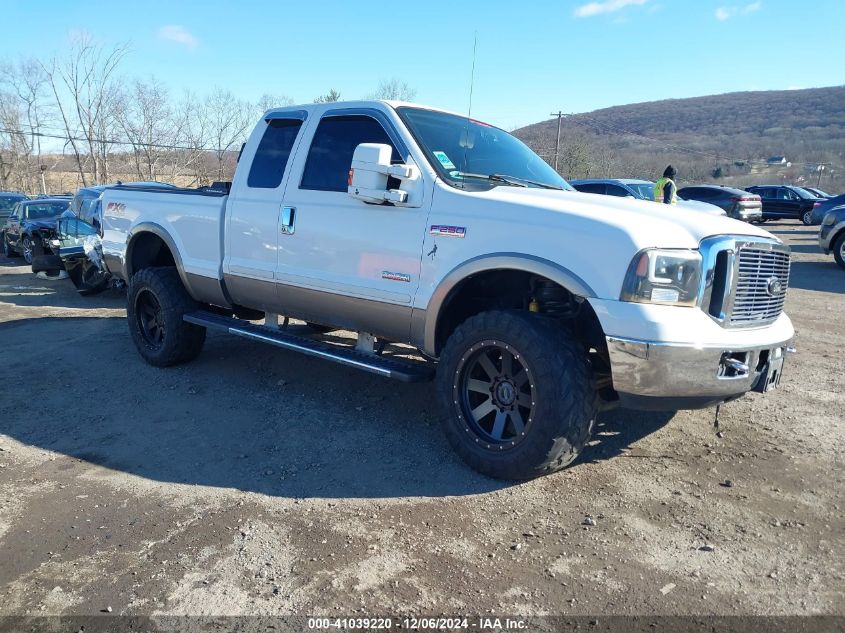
[
  {"xmin": 550, "ymin": 111, "xmax": 564, "ymax": 173},
  {"xmin": 816, "ymin": 163, "xmax": 829, "ymax": 188}
]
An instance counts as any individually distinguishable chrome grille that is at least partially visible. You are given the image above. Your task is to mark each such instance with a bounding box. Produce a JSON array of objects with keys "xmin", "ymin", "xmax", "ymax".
[{"xmin": 728, "ymin": 246, "xmax": 790, "ymax": 326}]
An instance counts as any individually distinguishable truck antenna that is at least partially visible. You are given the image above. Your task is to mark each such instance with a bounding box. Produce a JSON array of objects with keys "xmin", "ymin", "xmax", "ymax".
[{"xmin": 460, "ymin": 31, "xmax": 478, "ymax": 182}]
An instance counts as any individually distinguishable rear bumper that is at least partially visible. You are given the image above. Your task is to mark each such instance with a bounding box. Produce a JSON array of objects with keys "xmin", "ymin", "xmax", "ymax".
[
  {"xmin": 737, "ymin": 209, "xmax": 762, "ymax": 221},
  {"xmin": 606, "ymin": 334, "xmax": 793, "ymax": 410}
]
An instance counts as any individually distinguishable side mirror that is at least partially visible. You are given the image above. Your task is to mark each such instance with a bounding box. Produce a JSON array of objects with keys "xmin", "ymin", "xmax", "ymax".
[{"xmin": 347, "ymin": 143, "xmax": 415, "ymax": 204}]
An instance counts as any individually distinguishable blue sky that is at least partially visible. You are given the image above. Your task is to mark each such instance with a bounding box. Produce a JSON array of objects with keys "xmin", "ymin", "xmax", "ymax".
[{"xmin": 1, "ymin": 0, "xmax": 842, "ymax": 129}]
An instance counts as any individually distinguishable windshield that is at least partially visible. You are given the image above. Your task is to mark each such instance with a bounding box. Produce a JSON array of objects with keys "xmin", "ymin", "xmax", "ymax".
[
  {"xmin": 0, "ymin": 195, "xmax": 26, "ymax": 212},
  {"xmin": 624, "ymin": 183, "xmax": 654, "ymax": 200},
  {"xmin": 791, "ymin": 187, "xmax": 818, "ymax": 200},
  {"xmin": 397, "ymin": 107, "xmax": 571, "ymax": 191},
  {"xmin": 23, "ymin": 202, "xmax": 69, "ymax": 220}
]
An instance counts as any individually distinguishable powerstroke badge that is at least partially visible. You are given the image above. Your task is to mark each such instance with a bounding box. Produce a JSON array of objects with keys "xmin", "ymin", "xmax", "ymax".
[
  {"xmin": 430, "ymin": 225, "xmax": 466, "ymax": 238},
  {"xmin": 382, "ymin": 271, "xmax": 411, "ymax": 283}
]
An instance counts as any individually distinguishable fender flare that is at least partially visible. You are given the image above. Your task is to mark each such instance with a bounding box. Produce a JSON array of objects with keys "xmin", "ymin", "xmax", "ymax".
[
  {"xmin": 125, "ymin": 222, "xmax": 196, "ymax": 299},
  {"xmin": 829, "ymin": 220, "xmax": 845, "ymax": 249},
  {"xmin": 421, "ymin": 252, "xmax": 597, "ymax": 355}
]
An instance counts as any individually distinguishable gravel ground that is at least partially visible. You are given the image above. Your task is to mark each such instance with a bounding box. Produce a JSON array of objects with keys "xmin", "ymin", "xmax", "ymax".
[{"xmin": 0, "ymin": 222, "xmax": 842, "ymax": 622}]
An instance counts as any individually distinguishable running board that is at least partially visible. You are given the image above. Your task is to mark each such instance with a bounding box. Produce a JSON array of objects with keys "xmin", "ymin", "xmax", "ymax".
[{"xmin": 183, "ymin": 310, "xmax": 434, "ymax": 383}]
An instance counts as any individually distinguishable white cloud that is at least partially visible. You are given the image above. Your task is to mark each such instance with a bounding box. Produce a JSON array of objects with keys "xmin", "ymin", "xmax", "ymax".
[
  {"xmin": 574, "ymin": 0, "xmax": 648, "ymax": 18},
  {"xmin": 157, "ymin": 25, "xmax": 199, "ymax": 49},
  {"xmin": 715, "ymin": 2, "xmax": 762, "ymax": 21}
]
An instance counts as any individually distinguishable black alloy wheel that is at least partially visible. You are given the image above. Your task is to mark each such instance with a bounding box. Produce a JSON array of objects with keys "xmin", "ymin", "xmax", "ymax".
[
  {"xmin": 135, "ymin": 288, "xmax": 166, "ymax": 349},
  {"xmin": 456, "ymin": 341, "xmax": 535, "ymax": 449},
  {"xmin": 21, "ymin": 236, "xmax": 33, "ymax": 264}
]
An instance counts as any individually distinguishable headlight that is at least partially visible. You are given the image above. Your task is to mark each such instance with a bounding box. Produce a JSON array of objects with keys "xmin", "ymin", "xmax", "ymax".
[
  {"xmin": 620, "ymin": 248, "xmax": 702, "ymax": 306},
  {"xmin": 822, "ymin": 214, "xmax": 837, "ymax": 226}
]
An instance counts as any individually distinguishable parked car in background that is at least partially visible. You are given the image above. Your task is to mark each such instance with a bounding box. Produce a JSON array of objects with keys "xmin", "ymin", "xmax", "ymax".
[
  {"xmin": 675, "ymin": 184, "xmax": 763, "ymax": 222},
  {"xmin": 70, "ymin": 181, "xmax": 176, "ymax": 227},
  {"xmin": 819, "ymin": 205, "xmax": 845, "ymax": 269},
  {"xmin": 803, "ymin": 187, "xmax": 834, "ymax": 199},
  {"xmin": 746, "ymin": 185, "xmax": 824, "ymax": 225},
  {"xmin": 0, "ymin": 192, "xmax": 28, "ymax": 230},
  {"xmin": 570, "ymin": 179, "xmax": 726, "ymax": 216},
  {"xmin": 1, "ymin": 198, "xmax": 70, "ymax": 263},
  {"xmin": 807, "ymin": 193, "xmax": 845, "ymax": 225}
]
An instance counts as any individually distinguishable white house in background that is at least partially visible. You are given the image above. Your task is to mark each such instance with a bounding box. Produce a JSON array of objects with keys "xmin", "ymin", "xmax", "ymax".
[{"xmin": 767, "ymin": 156, "xmax": 788, "ymax": 166}]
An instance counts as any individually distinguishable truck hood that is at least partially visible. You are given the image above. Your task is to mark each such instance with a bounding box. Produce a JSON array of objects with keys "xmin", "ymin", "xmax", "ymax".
[{"xmin": 483, "ymin": 187, "xmax": 777, "ymax": 249}]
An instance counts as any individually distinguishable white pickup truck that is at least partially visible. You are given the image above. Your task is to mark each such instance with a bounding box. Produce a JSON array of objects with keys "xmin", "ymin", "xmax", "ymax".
[{"xmin": 98, "ymin": 100, "xmax": 794, "ymax": 480}]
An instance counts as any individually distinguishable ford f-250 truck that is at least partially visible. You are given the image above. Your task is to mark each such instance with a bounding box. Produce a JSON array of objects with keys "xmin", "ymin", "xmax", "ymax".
[{"xmin": 97, "ymin": 100, "xmax": 794, "ymax": 480}]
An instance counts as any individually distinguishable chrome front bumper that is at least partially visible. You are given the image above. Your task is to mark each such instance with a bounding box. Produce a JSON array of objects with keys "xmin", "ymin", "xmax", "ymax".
[{"xmin": 606, "ymin": 335, "xmax": 793, "ymax": 410}]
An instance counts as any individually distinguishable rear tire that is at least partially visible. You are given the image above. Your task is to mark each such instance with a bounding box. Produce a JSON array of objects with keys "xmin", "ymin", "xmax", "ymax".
[
  {"xmin": 833, "ymin": 233, "xmax": 845, "ymax": 270},
  {"xmin": 31, "ymin": 254, "xmax": 64, "ymax": 273},
  {"xmin": 127, "ymin": 267, "xmax": 206, "ymax": 367},
  {"xmin": 802, "ymin": 210, "xmax": 814, "ymax": 226},
  {"xmin": 436, "ymin": 310, "xmax": 596, "ymax": 480}
]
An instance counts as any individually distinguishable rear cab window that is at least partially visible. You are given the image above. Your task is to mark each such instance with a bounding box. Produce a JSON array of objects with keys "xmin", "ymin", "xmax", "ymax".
[{"xmin": 247, "ymin": 119, "xmax": 305, "ymax": 188}]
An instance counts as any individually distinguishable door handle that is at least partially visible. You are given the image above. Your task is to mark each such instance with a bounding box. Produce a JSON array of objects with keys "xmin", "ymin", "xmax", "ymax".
[{"xmin": 280, "ymin": 206, "xmax": 296, "ymax": 235}]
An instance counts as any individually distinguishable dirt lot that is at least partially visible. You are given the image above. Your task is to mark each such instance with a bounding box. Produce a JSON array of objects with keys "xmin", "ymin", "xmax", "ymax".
[{"xmin": 0, "ymin": 222, "xmax": 843, "ymax": 624}]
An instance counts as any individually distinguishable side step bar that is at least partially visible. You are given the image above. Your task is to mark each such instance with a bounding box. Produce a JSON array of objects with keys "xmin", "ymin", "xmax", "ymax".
[{"xmin": 183, "ymin": 310, "xmax": 434, "ymax": 383}]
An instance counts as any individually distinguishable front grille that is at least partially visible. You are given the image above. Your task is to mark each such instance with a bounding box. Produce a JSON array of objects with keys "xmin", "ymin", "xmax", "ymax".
[{"xmin": 728, "ymin": 246, "xmax": 790, "ymax": 326}]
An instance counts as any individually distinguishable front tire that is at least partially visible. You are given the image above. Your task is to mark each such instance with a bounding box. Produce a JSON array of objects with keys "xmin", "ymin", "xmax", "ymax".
[
  {"xmin": 833, "ymin": 233, "xmax": 845, "ymax": 270},
  {"xmin": 127, "ymin": 267, "xmax": 206, "ymax": 367},
  {"xmin": 436, "ymin": 310, "xmax": 596, "ymax": 480},
  {"xmin": 21, "ymin": 236, "xmax": 34, "ymax": 264},
  {"xmin": 802, "ymin": 210, "xmax": 814, "ymax": 226}
]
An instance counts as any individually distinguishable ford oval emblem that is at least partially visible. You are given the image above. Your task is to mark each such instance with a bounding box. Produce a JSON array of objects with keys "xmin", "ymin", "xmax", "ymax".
[{"xmin": 766, "ymin": 276, "xmax": 783, "ymax": 297}]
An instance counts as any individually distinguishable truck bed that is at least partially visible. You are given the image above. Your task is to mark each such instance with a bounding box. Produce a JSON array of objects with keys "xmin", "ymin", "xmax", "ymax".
[{"xmin": 100, "ymin": 185, "xmax": 229, "ymax": 296}]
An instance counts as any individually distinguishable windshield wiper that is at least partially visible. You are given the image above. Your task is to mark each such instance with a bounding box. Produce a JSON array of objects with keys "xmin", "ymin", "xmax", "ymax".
[{"xmin": 452, "ymin": 172, "xmax": 563, "ymax": 190}]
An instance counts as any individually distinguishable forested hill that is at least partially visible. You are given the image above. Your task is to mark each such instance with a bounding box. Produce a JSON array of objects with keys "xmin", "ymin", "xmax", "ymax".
[{"xmin": 514, "ymin": 86, "xmax": 845, "ymax": 189}]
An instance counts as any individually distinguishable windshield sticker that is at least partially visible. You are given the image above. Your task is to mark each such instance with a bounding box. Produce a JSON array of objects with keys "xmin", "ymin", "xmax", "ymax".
[{"xmin": 433, "ymin": 151, "xmax": 456, "ymax": 170}]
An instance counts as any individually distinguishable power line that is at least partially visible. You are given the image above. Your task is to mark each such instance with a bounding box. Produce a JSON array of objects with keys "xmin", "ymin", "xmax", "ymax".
[{"xmin": 0, "ymin": 126, "xmax": 227, "ymax": 153}]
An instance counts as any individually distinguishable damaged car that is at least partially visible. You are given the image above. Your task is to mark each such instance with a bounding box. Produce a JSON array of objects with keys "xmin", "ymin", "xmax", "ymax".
[
  {"xmin": 33, "ymin": 209, "xmax": 114, "ymax": 295},
  {"xmin": 2, "ymin": 198, "xmax": 70, "ymax": 264}
]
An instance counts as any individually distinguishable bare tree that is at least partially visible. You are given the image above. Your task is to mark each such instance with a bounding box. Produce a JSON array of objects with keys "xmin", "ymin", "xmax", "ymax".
[
  {"xmin": 368, "ymin": 78, "xmax": 416, "ymax": 102},
  {"xmin": 41, "ymin": 33, "xmax": 128, "ymax": 185},
  {"xmin": 256, "ymin": 93, "xmax": 294, "ymax": 114},
  {"xmin": 201, "ymin": 88, "xmax": 254, "ymax": 182},
  {"xmin": 0, "ymin": 59, "xmax": 50, "ymax": 191},
  {"xmin": 313, "ymin": 89, "xmax": 341, "ymax": 103},
  {"xmin": 164, "ymin": 90, "xmax": 209, "ymax": 186},
  {"xmin": 115, "ymin": 78, "xmax": 176, "ymax": 181}
]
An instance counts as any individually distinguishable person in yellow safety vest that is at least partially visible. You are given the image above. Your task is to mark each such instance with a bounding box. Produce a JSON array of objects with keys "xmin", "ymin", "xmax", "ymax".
[{"xmin": 654, "ymin": 165, "xmax": 678, "ymax": 204}]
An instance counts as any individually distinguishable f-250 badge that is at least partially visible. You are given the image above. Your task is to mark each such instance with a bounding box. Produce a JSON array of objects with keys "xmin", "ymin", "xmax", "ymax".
[{"xmin": 430, "ymin": 225, "xmax": 466, "ymax": 238}]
